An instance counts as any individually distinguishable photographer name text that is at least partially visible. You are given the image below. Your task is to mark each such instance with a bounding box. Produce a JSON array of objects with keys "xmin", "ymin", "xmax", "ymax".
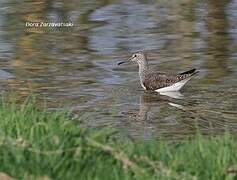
[{"xmin": 25, "ymin": 21, "xmax": 74, "ymax": 27}]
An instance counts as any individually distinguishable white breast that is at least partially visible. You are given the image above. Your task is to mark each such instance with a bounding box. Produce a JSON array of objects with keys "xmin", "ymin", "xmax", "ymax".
[{"xmin": 141, "ymin": 82, "xmax": 146, "ymax": 90}]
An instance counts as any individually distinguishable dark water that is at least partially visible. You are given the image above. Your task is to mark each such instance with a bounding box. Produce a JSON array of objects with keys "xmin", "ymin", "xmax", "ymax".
[{"xmin": 0, "ymin": 0, "xmax": 236, "ymax": 139}]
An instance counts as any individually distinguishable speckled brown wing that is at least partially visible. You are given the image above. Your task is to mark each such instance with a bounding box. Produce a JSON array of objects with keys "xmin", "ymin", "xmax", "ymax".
[{"xmin": 143, "ymin": 69, "xmax": 197, "ymax": 90}]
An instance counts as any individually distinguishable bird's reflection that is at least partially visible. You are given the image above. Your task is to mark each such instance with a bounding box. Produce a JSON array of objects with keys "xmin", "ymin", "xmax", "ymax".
[
  {"xmin": 139, "ymin": 91, "xmax": 185, "ymax": 120},
  {"xmin": 159, "ymin": 91, "xmax": 184, "ymax": 99},
  {"xmin": 168, "ymin": 102, "xmax": 184, "ymax": 110},
  {"xmin": 139, "ymin": 91, "xmax": 184, "ymax": 114},
  {"xmin": 158, "ymin": 91, "xmax": 185, "ymax": 109},
  {"xmin": 125, "ymin": 91, "xmax": 185, "ymax": 139}
]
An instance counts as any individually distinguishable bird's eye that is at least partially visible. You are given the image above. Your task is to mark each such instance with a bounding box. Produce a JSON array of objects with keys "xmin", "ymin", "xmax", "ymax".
[{"xmin": 134, "ymin": 54, "xmax": 137, "ymax": 57}]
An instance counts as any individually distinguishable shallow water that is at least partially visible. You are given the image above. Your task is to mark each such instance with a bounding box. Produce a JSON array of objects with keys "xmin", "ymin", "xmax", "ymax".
[{"xmin": 0, "ymin": 0, "xmax": 236, "ymax": 139}]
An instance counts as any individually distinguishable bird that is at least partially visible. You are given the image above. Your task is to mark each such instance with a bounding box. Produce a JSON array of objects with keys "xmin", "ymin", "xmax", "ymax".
[{"xmin": 118, "ymin": 51, "xmax": 198, "ymax": 92}]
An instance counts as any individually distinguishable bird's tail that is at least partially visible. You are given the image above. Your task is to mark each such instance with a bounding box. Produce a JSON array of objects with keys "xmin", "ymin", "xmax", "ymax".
[{"xmin": 179, "ymin": 68, "xmax": 199, "ymax": 76}]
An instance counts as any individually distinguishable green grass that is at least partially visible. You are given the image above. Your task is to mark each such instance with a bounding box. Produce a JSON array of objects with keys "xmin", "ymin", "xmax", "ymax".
[{"xmin": 0, "ymin": 98, "xmax": 236, "ymax": 180}]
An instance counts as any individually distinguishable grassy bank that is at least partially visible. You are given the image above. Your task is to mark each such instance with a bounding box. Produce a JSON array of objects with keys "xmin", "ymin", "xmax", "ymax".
[{"xmin": 0, "ymin": 99, "xmax": 236, "ymax": 180}]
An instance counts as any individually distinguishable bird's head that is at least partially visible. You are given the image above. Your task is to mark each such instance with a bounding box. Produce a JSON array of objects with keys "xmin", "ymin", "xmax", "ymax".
[{"xmin": 118, "ymin": 51, "xmax": 147, "ymax": 66}]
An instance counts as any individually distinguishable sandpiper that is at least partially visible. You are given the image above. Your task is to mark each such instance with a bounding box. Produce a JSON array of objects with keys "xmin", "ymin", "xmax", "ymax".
[{"xmin": 118, "ymin": 51, "xmax": 198, "ymax": 92}]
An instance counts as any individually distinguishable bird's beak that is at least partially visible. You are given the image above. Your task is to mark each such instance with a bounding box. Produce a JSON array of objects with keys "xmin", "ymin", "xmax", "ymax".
[
  {"xmin": 117, "ymin": 61, "xmax": 127, "ymax": 65},
  {"xmin": 117, "ymin": 57, "xmax": 133, "ymax": 66}
]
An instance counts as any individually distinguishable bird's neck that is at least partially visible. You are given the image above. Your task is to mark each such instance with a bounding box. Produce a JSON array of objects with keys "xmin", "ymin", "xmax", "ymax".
[{"xmin": 138, "ymin": 61, "xmax": 149, "ymax": 80}]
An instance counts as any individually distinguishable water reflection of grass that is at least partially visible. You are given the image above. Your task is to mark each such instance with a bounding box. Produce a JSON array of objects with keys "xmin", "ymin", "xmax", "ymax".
[{"xmin": 0, "ymin": 99, "xmax": 236, "ymax": 180}]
